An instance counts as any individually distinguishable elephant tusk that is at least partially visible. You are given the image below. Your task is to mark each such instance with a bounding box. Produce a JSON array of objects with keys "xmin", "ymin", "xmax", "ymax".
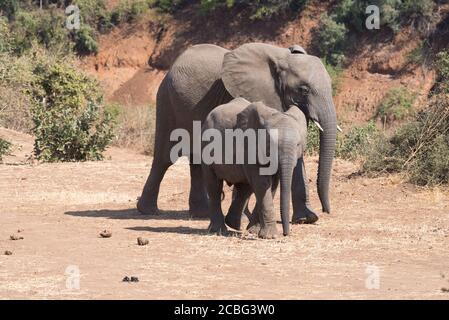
[
  {"xmin": 314, "ymin": 120, "xmax": 324, "ymax": 132},
  {"xmin": 337, "ymin": 125, "xmax": 343, "ymax": 132}
]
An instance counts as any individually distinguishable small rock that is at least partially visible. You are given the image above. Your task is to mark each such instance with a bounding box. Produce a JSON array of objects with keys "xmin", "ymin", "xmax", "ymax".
[
  {"xmin": 100, "ymin": 230, "xmax": 112, "ymax": 238},
  {"xmin": 17, "ymin": 229, "xmax": 23, "ymax": 233},
  {"xmin": 130, "ymin": 276, "xmax": 139, "ymax": 282},
  {"xmin": 4, "ymin": 250, "xmax": 13, "ymax": 255},
  {"xmin": 441, "ymin": 288, "xmax": 449, "ymax": 293},
  {"xmin": 137, "ymin": 237, "xmax": 149, "ymax": 246},
  {"xmin": 122, "ymin": 276, "xmax": 130, "ymax": 282},
  {"xmin": 10, "ymin": 235, "xmax": 23, "ymax": 240}
]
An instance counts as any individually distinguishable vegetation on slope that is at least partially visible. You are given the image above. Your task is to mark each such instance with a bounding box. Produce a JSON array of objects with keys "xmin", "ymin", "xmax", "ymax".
[{"xmin": 0, "ymin": 0, "xmax": 448, "ymax": 185}]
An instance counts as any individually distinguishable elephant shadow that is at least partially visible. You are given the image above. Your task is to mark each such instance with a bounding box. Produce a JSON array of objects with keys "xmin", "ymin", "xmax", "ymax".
[
  {"xmin": 126, "ymin": 225, "xmax": 207, "ymax": 235},
  {"xmin": 64, "ymin": 208, "xmax": 193, "ymax": 221},
  {"xmin": 64, "ymin": 208, "xmax": 204, "ymax": 236},
  {"xmin": 64, "ymin": 208, "xmax": 241, "ymax": 237}
]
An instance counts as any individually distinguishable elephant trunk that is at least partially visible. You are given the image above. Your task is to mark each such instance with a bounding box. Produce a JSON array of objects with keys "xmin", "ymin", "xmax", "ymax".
[
  {"xmin": 316, "ymin": 95, "xmax": 337, "ymax": 213},
  {"xmin": 279, "ymin": 147, "xmax": 295, "ymax": 236}
]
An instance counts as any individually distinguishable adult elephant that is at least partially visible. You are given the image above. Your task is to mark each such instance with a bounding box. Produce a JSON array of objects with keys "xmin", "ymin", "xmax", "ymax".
[{"xmin": 137, "ymin": 42, "xmax": 337, "ymax": 223}]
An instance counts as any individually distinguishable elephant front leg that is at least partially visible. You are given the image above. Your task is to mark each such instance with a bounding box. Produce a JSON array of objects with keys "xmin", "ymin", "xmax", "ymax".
[
  {"xmin": 247, "ymin": 175, "xmax": 278, "ymax": 234},
  {"xmin": 203, "ymin": 167, "xmax": 227, "ymax": 235},
  {"xmin": 225, "ymin": 184, "xmax": 252, "ymax": 231},
  {"xmin": 292, "ymin": 157, "xmax": 319, "ymax": 224},
  {"xmin": 189, "ymin": 163, "xmax": 210, "ymax": 218},
  {"xmin": 254, "ymin": 186, "xmax": 278, "ymax": 239}
]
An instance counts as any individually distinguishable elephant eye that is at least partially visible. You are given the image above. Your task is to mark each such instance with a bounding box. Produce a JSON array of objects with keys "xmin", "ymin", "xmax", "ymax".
[{"xmin": 298, "ymin": 86, "xmax": 309, "ymax": 95}]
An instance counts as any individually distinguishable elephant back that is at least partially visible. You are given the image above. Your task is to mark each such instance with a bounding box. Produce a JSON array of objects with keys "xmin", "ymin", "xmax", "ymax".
[{"xmin": 167, "ymin": 44, "xmax": 230, "ymax": 112}]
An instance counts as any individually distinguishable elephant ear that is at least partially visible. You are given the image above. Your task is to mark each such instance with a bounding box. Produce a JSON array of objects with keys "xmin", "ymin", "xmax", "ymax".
[
  {"xmin": 237, "ymin": 102, "xmax": 281, "ymax": 162},
  {"xmin": 221, "ymin": 43, "xmax": 290, "ymax": 110},
  {"xmin": 289, "ymin": 45, "xmax": 307, "ymax": 54}
]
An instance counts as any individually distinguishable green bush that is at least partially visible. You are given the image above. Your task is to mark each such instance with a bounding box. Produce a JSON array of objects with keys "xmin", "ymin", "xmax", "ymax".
[
  {"xmin": 316, "ymin": 0, "xmax": 437, "ymax": 66},
  {"xmin": 307, "ymin": 121, "xmax": 384, "ymax": 161},
  {"xmin": 336, "ymin": 121, "xmax": 379, "ymax": 160},
  {"xmin": 400, "ymin": 0, "xmax": 436, "ymax": 30},
  {"xmin": 156, "ymin": 0, "xmax": 308, "ymax": 18},
  {"xmin": 73, "ymin": 25, "xmax": 98, "ymax": 54},
  {"xmin": 0, "ymin": 137, "xmax": 12, "ymax": 161},
  {"xmin": 331, "ymin": 0, "xmax": 435, "ymax": 33},
  {"xmin": 376, "ymin": 86, "xmax": 416, "ymax": 125},
  {"xmin": 317, "ymin": 13, "xmax": 347, "ymax": 66},
  {"xmin": 11, "ymin": 8, "xmax": 71, "ymax": 55},
  {"xmin": 156, "ymin": 0, "xmax": 186, "ymax": 13},
  {"xmin": 75, "ymin": 0, "xmax": 108, "ymax": 27},
  {"xmin": 0, "ymin": 0, "xmax": 19, "ymax": 20},
  {"xmin": 306, "ymin": 122, "xmax": 320, "ymax": 156},
  {"xmin": 0, "ymin": 16, "xmax": 12, "ymax": 53},
  {"xmin": 407, "ymin": 42, "xmax": 425, "ymax": 65},
  {"xmin": 435, "ymin": 50, "xmax": 449, "ymax": 93},
  {"xmin": 246, "ymin": 0, "xmax": 309, "ymax": 20},
  {"xmin": 323, "ymin": 59, "xmax": 343, "ymax": 96},
  {"xmin": 110, "ymin": 0, "xmax": 152, "ymax": 24},
  {"xmin": 31, "ymin": 62, "xmax": 116, "ymax": 162}
]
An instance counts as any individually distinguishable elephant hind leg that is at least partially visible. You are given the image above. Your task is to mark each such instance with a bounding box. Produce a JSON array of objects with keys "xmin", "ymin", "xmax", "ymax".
[
  {"xmin": 137, "ymin": 83, "xmax": 174, "ymax": 215},
  {"xmin": 137, "ymin": 160, "xmax": 172, "ymax": 215},
  {"xmin": 189, "ymin": 163, "xmax": 209, "ymax": 218},
  {"xmin": 225, "ymin": 184, "xmax": 252, "ymax": 231}
]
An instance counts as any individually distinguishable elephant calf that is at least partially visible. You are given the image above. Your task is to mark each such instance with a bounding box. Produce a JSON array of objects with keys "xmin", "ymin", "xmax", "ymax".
[{"xmin": 201, "ymin": 98, "xmax": 307, "ymax": 239}]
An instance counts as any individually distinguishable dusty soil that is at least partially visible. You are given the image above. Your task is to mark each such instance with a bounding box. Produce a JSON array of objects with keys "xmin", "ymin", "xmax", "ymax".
[{"xmin": 1, "ymin": 128, "xmax": 448, "ymax": 299}]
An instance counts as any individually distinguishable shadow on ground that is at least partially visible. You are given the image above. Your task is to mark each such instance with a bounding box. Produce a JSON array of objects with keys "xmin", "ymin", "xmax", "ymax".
[
  {"xmin": 126, "ymin": 225, "xmax": 241, "ymax": 237},
  {"xmin": 64, "ymin": 208, "xmax": 195, "ymax": 221},
  {"xmin": 126, "ymin": 225, "xmax": 206, "ymax": 235},
  {"xmin": 65, "ymin": 209, "xmax": 242, "ymax": 236}
]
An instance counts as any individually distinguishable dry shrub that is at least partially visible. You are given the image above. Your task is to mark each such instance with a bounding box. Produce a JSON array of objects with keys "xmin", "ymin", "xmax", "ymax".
[
  {"xmin": 0, "ymin": 85, "xmax": 32, "ymax": 131},
  {"xmin": 111, "ymin": 104, "xmax": 156, "ymax": 155},
  {"xmin": 363, "ymin": 94, "xmax": 449, "ymax": 186},
  {"xmin": 0, "ymin": 52, "xmax": 35, "ymax": 131}
]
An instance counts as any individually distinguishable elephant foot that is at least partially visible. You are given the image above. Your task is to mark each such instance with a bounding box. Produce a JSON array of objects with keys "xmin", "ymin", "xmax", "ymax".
[
  {"xmin": 225, "ymin": 213, "xmax": 249, "ymax": 231},
  {"xmin": 246, "ymin": 221, "xmax": 261, "ymax": 235},
  {"xmin": 258, "ymin": 224, "xmax": 278, "ymax": 239},
  {"xmin": 208, "ymin": 221, "xmax": 228, "ymax": 235},
  {"xmin": 137, "ymin": 199, "xmax": 160, "ymax": 215},
  {"xmin": 292, "ymin": 208, "xmax": 319, "ymax": 224},
  {"xmin": 189, "ymin": 200, "xmax": 210, "ymax": 219}
]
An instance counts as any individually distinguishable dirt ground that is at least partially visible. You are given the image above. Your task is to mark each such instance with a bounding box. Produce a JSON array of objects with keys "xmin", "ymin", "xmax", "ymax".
[{"xmin": 0, "ymin": 127, "xmax": 448, "ymax": 299}]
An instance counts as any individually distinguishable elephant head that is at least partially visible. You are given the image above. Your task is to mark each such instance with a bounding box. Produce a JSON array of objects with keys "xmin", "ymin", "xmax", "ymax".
[
  {"xmin": 221, "ymin": 43, "xmax": 337, "ymax": 213},
  {"xmin": 239, "ymin": 102, "xmax": 307, "ymax": 236}
]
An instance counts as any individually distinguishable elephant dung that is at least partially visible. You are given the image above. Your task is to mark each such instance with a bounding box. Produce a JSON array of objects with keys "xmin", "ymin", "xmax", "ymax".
[
  {"xmin": 100, "ymin": 230, "xmax": 112, "ymax": 238},
  {"xmin": 137, "ymin": 237, "xmax": 149, "ymax": 246}
]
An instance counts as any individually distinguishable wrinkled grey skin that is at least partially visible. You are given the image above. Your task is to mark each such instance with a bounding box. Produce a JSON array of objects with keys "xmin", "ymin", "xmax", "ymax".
[
  {"xmin": 137, "ymin": 43, "xmax": 337, "ymax": 222},
  {"xmin": 202, "ymin": 98, "xmax": 307, "ymax": 239}
]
